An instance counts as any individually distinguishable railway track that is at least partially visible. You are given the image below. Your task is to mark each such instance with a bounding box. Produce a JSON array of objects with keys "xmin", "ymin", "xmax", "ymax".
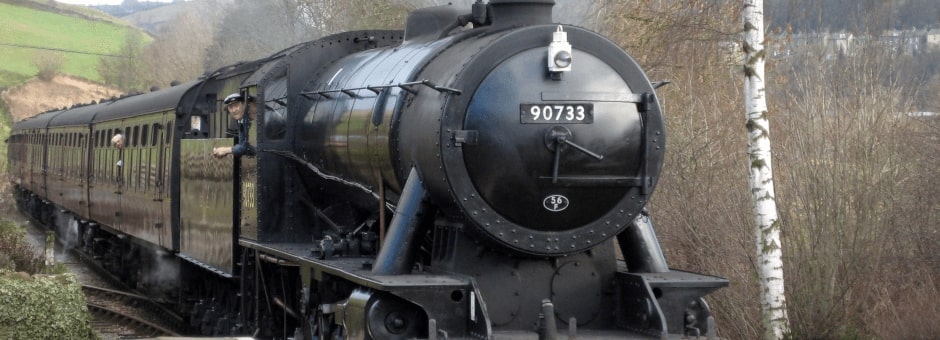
[
  {"xmin": 85, "ymin": 301, "xmax": 180, "ymax": 338},
  {"xmin": 69, "ymin": 248, "xmax": 193, "ymax": 338},
  {"xmin": 81, "ymin": 284, "xmax": 188, "ymax": 338},
  {"xmin": 21, "ymin": 218, "xmax": 191, "ymax": 338}
]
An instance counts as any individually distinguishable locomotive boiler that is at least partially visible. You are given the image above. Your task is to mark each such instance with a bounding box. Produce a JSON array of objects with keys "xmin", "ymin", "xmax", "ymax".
[{"xmin": 8, "ymin": 0, "xmax": 727, "ymax": 338}]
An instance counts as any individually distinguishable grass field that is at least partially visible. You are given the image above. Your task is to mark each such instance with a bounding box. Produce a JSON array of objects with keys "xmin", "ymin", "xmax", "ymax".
[
  {"xmin": 0, "ymin": 1, "xmax": 143, "ymax": 87},
  {"xmin": 0, "ymin": 0, "xmax": 148, "ymax": 170}
]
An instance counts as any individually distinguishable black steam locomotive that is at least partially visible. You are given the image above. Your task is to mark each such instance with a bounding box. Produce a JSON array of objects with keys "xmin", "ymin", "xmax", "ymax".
[{"xmin": 7, "ymin": 1, "xmax": 727, "ymax": 338}]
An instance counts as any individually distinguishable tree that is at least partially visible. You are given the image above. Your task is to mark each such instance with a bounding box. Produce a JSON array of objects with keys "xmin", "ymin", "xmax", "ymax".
[
  {"xmin": 98, "ymin": 31, "xmax": 146, "ymax": 92},
  {"xmin": 201, "ymin": 0, "xmax": 413, "ymax": 71},
  {"xmin": 34, "ymin": 51, "xmax": 64, "ymax": 81},
  {"xmin": 743, "ymin": 1, "xmax": 789, "ymax": 339},
  {"xmin": 141, "ymin": 2, "xmax": 221, "ymax": 87}
]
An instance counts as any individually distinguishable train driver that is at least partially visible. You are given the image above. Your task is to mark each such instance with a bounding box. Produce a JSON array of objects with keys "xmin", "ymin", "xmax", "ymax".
[{"xmin": 213, "ymin": 93, "xmax": 257, "ymax": 158}]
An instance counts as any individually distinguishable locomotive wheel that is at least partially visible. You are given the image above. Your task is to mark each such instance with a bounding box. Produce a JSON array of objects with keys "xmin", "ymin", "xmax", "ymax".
[
  {"xmin": 344, "ymin": 289, "xmax": 426, "ymax": 339},
  {"xmin": 365, "ymin": 297, "xmax": 423, "ymax": 339}
]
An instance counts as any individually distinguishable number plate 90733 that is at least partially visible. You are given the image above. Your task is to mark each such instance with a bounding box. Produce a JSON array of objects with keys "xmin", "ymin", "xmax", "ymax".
[{"xmin": 520, "ymin": 103, "xmax": 594, "ymax": 124}]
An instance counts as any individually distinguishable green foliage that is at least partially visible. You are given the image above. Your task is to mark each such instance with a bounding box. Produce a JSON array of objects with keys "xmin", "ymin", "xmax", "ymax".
[
  {"xmin": 0, "ymin": 1, "xmax": 149, "ymax": 83},
  {"xmin": 0, "ymin": 219, "xmax": 85, "ymax": 338},
  {"xmin": 0, "ymin": 271, "xmax": 96, "ymax": 340}
]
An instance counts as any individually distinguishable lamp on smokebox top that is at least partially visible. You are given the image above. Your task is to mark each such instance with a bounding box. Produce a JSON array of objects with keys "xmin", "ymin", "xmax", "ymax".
[{"xmin": 548, "ymin": 25, "xmax": 572, "ymax": 80}]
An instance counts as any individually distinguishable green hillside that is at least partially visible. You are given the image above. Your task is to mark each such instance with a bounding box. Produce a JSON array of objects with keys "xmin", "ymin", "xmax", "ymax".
[
  {"xmin": 0, "ymin": 0, "xmax": 146, "ymax": 176},
  {"xmin": 0, "ymin": 0, "xmax": 147, "ymax": 88}
]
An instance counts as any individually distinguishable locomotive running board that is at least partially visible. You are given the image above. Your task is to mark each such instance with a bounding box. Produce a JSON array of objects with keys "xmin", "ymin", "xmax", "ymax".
[
  {"xmin": 239, "ymin": 239, "xmax": 491, "ymax": 337},
  {"xmin": 615, "ymin": 268, "xmax": 728, "ymax": 338}
]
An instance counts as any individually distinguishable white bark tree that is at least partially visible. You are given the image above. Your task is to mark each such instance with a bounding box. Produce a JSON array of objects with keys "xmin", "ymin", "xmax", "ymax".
[{"xmin": 742, "ymin": 1, "xmax": 789, "ymax": 339}]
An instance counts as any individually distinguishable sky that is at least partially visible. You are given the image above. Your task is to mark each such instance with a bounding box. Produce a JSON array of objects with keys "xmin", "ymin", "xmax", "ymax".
[{"xmin": 55, "ymin": 0, "xmax": 174, "ymax": 5}]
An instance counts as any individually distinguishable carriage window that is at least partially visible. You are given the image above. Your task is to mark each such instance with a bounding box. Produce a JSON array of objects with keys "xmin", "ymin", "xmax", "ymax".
[
  {"xmin": 141, "ymin": 124, "xmax": 149, "ymax": 148},
  {"xmin": 152, "ymin": 124, "xmax": 161, "ymax": 146},
  {"xmin": 130, "ymin": 126, "xmax": 138, "ymax": 147},
  {"xmin": 163, "ymin": 122, "xmax": 173, "ymax": 145}
]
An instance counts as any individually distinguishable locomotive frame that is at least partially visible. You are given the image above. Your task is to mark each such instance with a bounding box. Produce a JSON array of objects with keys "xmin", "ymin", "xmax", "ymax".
[{"xmin": 7, "ymin": 1, "xmax": 728, "ymax": 339}]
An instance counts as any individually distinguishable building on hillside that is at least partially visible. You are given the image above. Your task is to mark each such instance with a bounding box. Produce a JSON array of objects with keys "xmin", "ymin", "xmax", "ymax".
[
  {"xmin": 826, "ymin": 32, "xmax": 854, "ymax": 57},
  {"xmin": 927, "ymin": 29, "xmax": 940, "ymax": 51}
]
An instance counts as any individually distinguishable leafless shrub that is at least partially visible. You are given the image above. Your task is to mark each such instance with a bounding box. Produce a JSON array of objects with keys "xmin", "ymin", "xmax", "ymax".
[
  {"xmin": 142, "ymin": 6, "xmax": 218, "ymax": 87},
  {"xmin": 34, "ymin": 52, "xmax": 64, "ymax": 81},
  {"xmin": 772, "ymin": 41, "xmax": 940, "ymax": 338},
  {"xmin": 595, "ymin": 1, "xmax": 762, "ymax": 338},
  {"xmin": 97, "ymin": 31, "xmax": 146, "ymax": 92},
  {"xmin": 0, "ymin": 220, "xmax": 44, "ymax": 274},
  {"xmin": 201, "ymin": 0, "xmax": 412, "ymax": 71},
  {"xmin": 597, "ymin": 1, "xmax": 939, "ymax": 339}
]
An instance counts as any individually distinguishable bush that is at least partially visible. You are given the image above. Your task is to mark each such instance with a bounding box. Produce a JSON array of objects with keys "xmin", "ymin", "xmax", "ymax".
[
  {"xmin": 34, "ymin": 52, "xmax": 64, "ymax": 82},
  {"xmin": 0, "ymin": 219, "xmax": 44, "ymax": 274},
  {"xmin": 0, "ymin": 271, "xmax": 96, "ymax": 339}
]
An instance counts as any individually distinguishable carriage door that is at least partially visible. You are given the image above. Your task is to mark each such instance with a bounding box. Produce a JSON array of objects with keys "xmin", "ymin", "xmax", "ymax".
[
  {"xmin": 154, "ymin": 115, "xmax": 174, "ymax": 249},
  {"xmin": 178, "ymin": 92, "xmax": 236, "ymax": 275},
  {"xmin": 237, "ymin": 86, "xmax": 259, "ymax": 241},
  {"xmin": 88, "ymin": 123, "xmax": 126, "ymax": 232}
]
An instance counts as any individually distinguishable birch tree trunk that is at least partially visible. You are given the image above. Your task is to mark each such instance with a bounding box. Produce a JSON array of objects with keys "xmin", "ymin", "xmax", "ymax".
[{"xmin": 742, "ymin": 1, "xmax": 790, "ymax": 339}]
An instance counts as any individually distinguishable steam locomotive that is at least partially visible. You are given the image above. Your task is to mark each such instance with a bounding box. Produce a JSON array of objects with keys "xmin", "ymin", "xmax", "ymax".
[{"xmin": 7, "ymin": 0, "xmax": 727, "ymax": 338}]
